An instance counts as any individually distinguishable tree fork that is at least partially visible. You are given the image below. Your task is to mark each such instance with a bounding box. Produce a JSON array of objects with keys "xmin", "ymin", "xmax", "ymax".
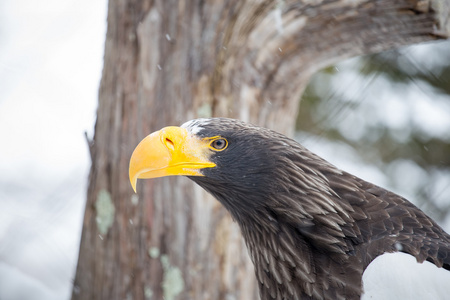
[{"xmin": 72, "ymin": 1, "xmax": 449, "ymax": 299}]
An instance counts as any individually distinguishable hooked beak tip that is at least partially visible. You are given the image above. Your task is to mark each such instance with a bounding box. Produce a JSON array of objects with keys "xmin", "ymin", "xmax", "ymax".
[{"xmin": 130, "ymin": 172, "xmax": 138, "ymax": 193}]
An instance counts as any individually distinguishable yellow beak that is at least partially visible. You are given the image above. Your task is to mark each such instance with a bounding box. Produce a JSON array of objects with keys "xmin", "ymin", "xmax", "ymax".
[{"xmin": 129, "ymin": 126, "xmax": 216, "ymax": 192}]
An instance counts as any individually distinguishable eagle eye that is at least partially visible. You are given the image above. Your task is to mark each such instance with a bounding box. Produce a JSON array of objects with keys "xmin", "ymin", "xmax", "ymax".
[{"xmin": 209, "ymin": 138, "xmax": 228, "ymax": 151}]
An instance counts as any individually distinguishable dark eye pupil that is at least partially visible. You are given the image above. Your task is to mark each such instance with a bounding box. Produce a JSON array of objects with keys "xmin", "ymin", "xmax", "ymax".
[{"xmin": 212, "ymin": 139, "xmax": 226, "ymax": 149}]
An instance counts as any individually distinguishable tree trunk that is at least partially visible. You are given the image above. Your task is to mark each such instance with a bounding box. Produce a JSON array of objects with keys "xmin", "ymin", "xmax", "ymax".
[{"xmin": 72, "ymin": 1, "xmax": 449, "ymax": 299}]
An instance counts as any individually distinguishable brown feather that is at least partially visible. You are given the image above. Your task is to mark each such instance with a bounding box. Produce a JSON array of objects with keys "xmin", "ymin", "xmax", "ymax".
[{"xmin": 184, "ymin": 118, "xmax": 450, "ymax": 300}]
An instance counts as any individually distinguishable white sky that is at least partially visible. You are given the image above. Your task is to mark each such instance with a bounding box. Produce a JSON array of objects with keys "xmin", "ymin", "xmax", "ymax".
[{"xmin": 0, "ymin": 1, "xmax": 107, "ymax": 299}]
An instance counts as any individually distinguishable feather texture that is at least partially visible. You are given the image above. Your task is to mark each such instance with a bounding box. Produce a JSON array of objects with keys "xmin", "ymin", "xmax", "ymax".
[{"xmin": 184, "ymin": 118, "xmax": 450, "ymax": 299}]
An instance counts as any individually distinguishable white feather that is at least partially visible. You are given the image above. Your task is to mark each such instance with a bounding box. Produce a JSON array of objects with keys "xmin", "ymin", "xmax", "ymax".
[{"xmin": 181, "ymin": 118, "xmax": 211, "ymax": 134}]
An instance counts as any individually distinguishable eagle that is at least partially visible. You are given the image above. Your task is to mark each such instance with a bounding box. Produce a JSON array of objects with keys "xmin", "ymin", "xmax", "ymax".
[{"xmin": 129, "ymin": 118, "xmax": 450, "ymax": 299}]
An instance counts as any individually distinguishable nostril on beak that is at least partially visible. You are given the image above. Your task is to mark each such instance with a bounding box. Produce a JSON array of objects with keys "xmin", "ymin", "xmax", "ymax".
[{"xmin": 164, "ymin": 138, "xmax": 174, "ymax": 151}]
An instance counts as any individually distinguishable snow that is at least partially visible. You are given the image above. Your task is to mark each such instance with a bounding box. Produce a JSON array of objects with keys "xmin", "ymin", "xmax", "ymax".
[{"xmin": 0, "ymin": 1, "xmax": 449, "ymax": 299}]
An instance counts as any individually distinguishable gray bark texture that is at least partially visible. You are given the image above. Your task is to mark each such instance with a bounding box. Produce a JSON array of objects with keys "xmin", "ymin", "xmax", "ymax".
[{"xmin": 72, "ymin": 0, "xmax": 450, "ymax": 299}]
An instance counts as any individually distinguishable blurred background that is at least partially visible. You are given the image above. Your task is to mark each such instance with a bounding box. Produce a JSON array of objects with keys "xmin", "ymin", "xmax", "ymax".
[
  {"xmin": 0, "ymin": 1, "xmax": 107, "ymax": 299},
  {"xmin": 0, "ymin": 1, "xmax": 449, "ymax": 299}
]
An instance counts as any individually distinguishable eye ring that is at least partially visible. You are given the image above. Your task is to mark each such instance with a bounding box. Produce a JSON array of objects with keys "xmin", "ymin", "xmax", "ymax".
[{"xmin": 209, "ymin": 138, "xmax": 228, "ymax": 151}]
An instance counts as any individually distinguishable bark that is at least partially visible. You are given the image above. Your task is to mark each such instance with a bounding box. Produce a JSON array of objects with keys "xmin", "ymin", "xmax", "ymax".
[{"xmin": 72, "ymin": 0, "xmax": 450, "ymax": 299}]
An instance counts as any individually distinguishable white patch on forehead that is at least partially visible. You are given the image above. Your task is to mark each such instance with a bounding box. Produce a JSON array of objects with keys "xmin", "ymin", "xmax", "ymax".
[{"xmin": 181, "ymin": 118, "xmax": 211, "ymax": 134}]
